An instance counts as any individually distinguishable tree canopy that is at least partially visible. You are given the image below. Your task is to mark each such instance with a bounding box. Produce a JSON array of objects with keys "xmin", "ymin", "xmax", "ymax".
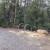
[{"xmin": 0, "ymin": 0, "xmax": 50, "ymax": 30}]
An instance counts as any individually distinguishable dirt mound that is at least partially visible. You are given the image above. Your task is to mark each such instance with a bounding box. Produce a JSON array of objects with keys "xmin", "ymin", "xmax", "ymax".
[{"xmin": 37, "ymin": 29, "xmax": 48, "ymax": 35}]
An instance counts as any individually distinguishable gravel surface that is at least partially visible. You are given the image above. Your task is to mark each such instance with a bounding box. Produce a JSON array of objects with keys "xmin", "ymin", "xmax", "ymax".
[{"xmin": 0, "ymin": 28, "xmax": 50, "ymax": 50}]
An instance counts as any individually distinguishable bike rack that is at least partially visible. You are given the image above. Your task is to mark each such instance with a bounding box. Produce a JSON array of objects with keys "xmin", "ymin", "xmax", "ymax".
[
  {"xmin": 18, "ymin": 23, "xmax": 24, "ymax": 29},
  {"xmin": 24, "ymin": 24, "xmax": 32, "ymax": 33},
  {"xmin": 18, "ymin": 23, "xmax": 32, "ymax": 34}
]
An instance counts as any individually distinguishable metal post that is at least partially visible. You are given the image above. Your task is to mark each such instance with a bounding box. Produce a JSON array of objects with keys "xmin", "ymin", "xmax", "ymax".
[{"xmin": 24, "ymin": 0, "xmax": 26, "ymax": 34}]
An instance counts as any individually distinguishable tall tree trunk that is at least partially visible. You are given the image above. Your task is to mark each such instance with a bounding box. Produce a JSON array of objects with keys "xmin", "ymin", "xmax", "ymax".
[{"xmin": 14, "ymin": 0, "xmax": 19, "ymax": 27}]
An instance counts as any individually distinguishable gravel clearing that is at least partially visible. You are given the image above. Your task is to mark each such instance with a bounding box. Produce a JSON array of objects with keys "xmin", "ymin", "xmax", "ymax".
[{"xmin": 0, "ymin": 28, "xmax": 50, "ymax": 50}]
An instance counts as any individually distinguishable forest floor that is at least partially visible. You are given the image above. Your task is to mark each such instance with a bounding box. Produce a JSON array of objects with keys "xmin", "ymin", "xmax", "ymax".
[{"xmin": 0, "ymin": 28, "xmax": 50, "ymax": 50}]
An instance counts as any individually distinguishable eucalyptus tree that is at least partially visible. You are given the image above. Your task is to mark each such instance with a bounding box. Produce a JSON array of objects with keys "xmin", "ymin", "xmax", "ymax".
[{"xmin": 25, "ymin": 0, "xmax": 49, "ymax": 29}]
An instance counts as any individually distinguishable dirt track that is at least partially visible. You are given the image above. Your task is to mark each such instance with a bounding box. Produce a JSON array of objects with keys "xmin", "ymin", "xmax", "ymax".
[{"xmin": 0, "ymin": 28, "xmax": 50, "ymax": 50}]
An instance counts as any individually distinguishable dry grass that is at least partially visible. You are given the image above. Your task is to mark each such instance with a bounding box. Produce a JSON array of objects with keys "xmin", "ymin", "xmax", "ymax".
[{"xmin": 25, "ymin": 30, "xmax": 45, "ymax": 38}]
